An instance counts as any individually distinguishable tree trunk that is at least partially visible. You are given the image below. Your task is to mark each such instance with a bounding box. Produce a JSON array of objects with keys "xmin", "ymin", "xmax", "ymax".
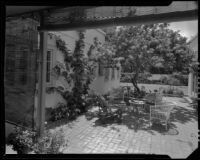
[{"xmin": 131, "ymin": 72, "xmax": 140, "ymax": 94}]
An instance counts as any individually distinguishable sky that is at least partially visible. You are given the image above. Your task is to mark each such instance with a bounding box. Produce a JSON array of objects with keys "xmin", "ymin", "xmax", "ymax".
[
  {"xmin": 116, "ymin": 20, "xmax": 198, "ymax": 42},
  {"xmin": 168, "ymin": 20, "xmax": 198, "ymax": 42}
]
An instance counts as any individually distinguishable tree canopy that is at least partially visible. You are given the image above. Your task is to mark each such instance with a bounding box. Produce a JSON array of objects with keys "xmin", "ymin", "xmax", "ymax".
[{"xmin": 103, "ymin": 23, "xmax": 194, "ymax": 93}]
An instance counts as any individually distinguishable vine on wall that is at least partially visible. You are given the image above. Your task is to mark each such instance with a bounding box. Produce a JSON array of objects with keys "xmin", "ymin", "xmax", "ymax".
[
  {"xmin": 48, "ymin": 31, "xmax": 96, "ymax": 121},
  {"xmin": 87, "ymin": 37, "xmax": 122, "ymax": 71},
  {"xmin": 47, "ymin": 31, "xmax": 122, "ymax": 121}
]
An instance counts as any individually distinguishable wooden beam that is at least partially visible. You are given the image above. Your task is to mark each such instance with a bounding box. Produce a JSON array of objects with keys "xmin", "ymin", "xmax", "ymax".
[
  {"xmin": 38, "ymin": 10, "xmax": 198, "ymax": 32},
  {"xmin": 37, "ymin": 12, "xmax": 47, "ymax": 137}
]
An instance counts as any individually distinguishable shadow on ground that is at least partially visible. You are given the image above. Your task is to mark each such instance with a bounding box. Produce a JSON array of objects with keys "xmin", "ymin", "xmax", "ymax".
[{"xmin": 88, "ymin": 101, "xmax": 197, "ymax": 135}]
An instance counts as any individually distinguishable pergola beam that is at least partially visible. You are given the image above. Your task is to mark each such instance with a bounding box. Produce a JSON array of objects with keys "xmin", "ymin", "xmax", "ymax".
[
  {"xmin": 38, "ymin": 10, "xmax": 198, "ymax": 32},
  {"xmin": 36, "ymin": 12, "xmax": 47, "ymax": 137}
]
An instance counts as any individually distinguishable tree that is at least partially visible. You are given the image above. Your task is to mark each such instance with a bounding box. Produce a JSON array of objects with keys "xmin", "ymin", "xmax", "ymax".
[{"xmin": 105, "ymin": 23, "xmax": 194, "ymax": 94}]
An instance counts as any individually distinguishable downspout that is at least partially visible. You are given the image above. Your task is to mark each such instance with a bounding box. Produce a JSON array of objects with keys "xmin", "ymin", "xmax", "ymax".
[{"xmin": 36, "ymin": 11, "xmax": 47, "ymax": 137}]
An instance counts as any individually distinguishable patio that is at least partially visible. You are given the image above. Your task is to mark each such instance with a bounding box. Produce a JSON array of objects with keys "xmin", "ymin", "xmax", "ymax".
[{"xmin": 47, "ymin": 96, "xmax": 198, "ymax": 158}]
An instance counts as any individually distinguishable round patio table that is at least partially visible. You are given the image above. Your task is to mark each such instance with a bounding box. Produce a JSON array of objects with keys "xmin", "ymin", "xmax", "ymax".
[{"xmin": 129, "ymin": 99, "xmax": 146, "ymax": 115}]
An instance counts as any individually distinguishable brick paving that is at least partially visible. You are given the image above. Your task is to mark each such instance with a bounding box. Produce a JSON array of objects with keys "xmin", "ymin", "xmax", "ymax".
[{"xmin": 49, "ymin": 97, "xmax": 198, "ymax": 158}]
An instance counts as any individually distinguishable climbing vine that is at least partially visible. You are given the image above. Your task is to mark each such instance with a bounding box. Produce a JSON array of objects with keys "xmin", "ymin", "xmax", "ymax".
[
  {"xmin": 48, "ymin": 31, "xmax": 97, "ymax": 121},
  {"xmin": 47, "ymin": 31, "xmax": 122, "ymax": 121},
  {"xmin": 87, "ymin": 37, "xmax": 122, "ymax": 69}
]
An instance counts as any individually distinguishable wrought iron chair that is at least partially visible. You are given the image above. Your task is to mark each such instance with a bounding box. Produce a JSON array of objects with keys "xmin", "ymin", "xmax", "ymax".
[
  {"xmin": 96, "ymin": 95, "xmax": 123, "ymax": 122},
  {"xmin": 148, "ymin": 93, "xmax": 176, "ymax": 130}
]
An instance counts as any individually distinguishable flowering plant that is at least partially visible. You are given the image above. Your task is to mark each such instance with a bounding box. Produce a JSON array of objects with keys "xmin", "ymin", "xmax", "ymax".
[{"xmin": 7, "ymin": 126, "xmax": 36, "ymax": 154}]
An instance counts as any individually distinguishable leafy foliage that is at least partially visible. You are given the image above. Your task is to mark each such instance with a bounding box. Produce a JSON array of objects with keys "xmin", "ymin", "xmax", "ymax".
[
  {"xmin": 33, "ymin": 128, "xmax": 66, "ymax": 154},
  {"xmin": 87, "ymin": 36, "xmax": 122, "ymax": 68},
  {"xmin": 7, "ymin": 126, "xmax": 67, "ymax": 154},
  {"xmin": 162, "ymin": 87, "xmax": 184, "ymax": 97},
  {"xmin": 49, "ymin": 31, "xmax": 97, "ymax": 121},
  {"xmin": 50, "ymin": 103, "xmax": 71, "ymax": 121},
  {"xmin": 105, "ymin": 23, "xmax": 193, "ymax": 93},
  {"xmin": 7, "ymin": 126, "xmax": 36, "ymax": 154},
  {"xmin": 190, "ymin": 62, "xmax": 199, "ymax": 76}
]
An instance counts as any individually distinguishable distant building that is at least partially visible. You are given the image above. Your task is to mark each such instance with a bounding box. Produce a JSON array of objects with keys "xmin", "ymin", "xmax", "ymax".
[{"xmin": 187, "ymin": 35, "xmax": 198, "ymax": 98}]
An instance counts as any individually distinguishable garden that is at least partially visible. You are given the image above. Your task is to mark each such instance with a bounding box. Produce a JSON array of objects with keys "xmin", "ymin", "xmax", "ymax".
[{"xmin": 6, "ymin": 23, "xmax": 198, "ymax": 156}]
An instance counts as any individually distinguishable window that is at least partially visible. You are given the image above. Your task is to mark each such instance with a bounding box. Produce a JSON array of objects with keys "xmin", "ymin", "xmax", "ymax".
[{"xmin": 46, "ymin": 50, "xmax": 52, "ymax": 83}]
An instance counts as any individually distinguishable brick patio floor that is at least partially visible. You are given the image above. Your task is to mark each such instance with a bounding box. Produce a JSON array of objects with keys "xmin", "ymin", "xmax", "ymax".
[{"xmin": 49, "ymin": 97, "xmax": 198, "ymax": 158}]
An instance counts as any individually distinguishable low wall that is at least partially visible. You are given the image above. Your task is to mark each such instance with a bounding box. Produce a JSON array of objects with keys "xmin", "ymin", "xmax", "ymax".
[{"xmin": 120, "ymin": 83, "xmax": 188, "ymax": 95}]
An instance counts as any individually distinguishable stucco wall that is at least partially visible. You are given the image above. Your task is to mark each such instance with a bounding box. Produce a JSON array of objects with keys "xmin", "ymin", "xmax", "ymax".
[
  {"xmin": 44, "ymin": 29, "xmax": 121, "ymax": 109},
  {"xmin": 90, "ymin": 66, "xmax": 121, "ymax": 95}
]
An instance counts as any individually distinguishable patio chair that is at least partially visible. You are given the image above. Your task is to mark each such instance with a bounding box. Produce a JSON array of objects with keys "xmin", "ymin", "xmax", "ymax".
[
  {"xmin": 96, "ymin": 95, "xmax": 123, "ymax": 122},
  {"xmin": 106, "ymin": 86, "xmax": 129, "ymax": 110},
  {"xmin": 147, "ymin": 93, "xmax": 176, "ymax": 131}
]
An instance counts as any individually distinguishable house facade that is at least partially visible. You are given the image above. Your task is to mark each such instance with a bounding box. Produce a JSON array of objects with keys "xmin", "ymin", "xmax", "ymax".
[
  {"xmin": 33, "ymin": 29, "xmax": 121, "ymax": 121},
  {"xmin": 188, "ymin": 35, "xmax": 198, "ymax": 98},
  {"xmin": 5, "ymin": 17, "xmax": 121, "ymax": 135}
]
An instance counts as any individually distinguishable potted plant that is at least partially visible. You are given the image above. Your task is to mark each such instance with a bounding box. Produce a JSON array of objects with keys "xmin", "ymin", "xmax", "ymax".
[{"xmin": 7, "ymin": 126, "xmax": 36, "ymax": 154}]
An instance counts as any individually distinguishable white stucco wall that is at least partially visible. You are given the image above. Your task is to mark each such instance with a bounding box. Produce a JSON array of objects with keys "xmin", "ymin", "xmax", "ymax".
[
  {"xmin": 44, "ymin": 29, "xmax": 121, "ymax": 109},
  {"xmin": 90, "ymin": 66, "xmax": 121, "ymax": 95}
]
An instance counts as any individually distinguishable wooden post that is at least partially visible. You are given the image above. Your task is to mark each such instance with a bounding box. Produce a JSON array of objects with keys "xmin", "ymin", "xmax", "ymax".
[
  {"xmin": 188, "ymin": 71, "xmax": 194, "ymax": 97},
  {"xmin": 36, "ymin": 12, "xmax": 47, "ymax": 137}
]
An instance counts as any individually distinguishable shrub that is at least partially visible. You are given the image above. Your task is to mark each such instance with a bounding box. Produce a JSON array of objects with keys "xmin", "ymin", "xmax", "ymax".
[
  {"xmin": 177, "ymin": 90, "xmax": 184, "ymax": 97},
  {"xmin": 50, "ymin": 101, "xmax": 82, "ymax": 122},
  {"xmin": 7, "ymin": 126, "xmax": 67, "ymax": 154},
  {"xmin": 160, "ymin": 75, "xmax": 168, "ymax": 84},
  {"xmin": 33, "ymin": 128, "xmax": 66, "ymax": 154},
  {"xmin": 7, "ymin": 127, "xmax": 36, "ymax": 154},
  {"xmin": 162, "ymin": 87, "xmax": 184, "ymax": 97},
  {"xmin": 120, "ymin": 75, "xmax": 131, "ymax": 82},
  {"xmin": 159, "ymin": 74, "xmax": 187, "ymax": 86},
  {"xmin": 107, "ymin": 87, "xmax": 125, "ymax": 98},
  {"xmin": 50, "ymin": 103, "xmax": 70, "ymax": 122},
  {"xmin": 171, "ymin": 73, "xmax": 188, "ymax": 86},
  {"xmin": 172, "ymin": 89, "xmax": 178, "ymax": 95},
  {"xmin": 165, "ymin": 87, "xmax": 174, "ymax": 95},
  {"xmin": 167, "ymin": 77, "xmax": 181, "ymax": 86},
  {"xmin": 163, "ymin": 90, "xmax": 166, "ymax": 94}
]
